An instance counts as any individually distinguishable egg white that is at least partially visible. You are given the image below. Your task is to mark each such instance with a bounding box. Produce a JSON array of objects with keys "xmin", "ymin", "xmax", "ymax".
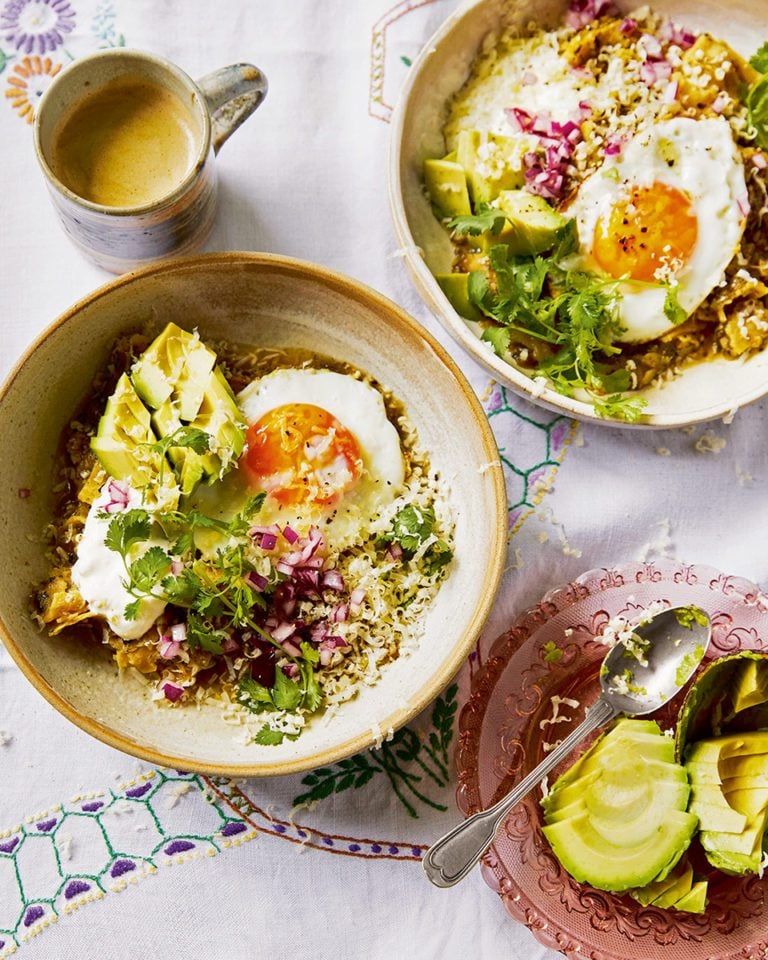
[
  {"xmin": 568, "ymin": 117, "xmax": 748, "ymax": 343},
  {"xmin": 193, "ymin": 368, "xmax": 406, "ymax": 550}
]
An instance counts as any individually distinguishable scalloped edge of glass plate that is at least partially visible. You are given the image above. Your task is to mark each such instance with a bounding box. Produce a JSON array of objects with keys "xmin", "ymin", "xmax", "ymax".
[{"xmin": 455, "ymin": 559, "xmax": 768, "ymax": 960}]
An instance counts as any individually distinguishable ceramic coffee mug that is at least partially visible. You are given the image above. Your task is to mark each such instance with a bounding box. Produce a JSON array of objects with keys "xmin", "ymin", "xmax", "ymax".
[{"xmin": 33, "ymin": 49, "xmax": 267, "ymax": 273}]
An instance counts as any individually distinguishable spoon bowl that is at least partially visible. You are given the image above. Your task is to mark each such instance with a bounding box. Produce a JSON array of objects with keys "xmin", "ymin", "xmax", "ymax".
[{"xmin": 422, "ymin": 603, "xmax": 712, "ymax": 888}]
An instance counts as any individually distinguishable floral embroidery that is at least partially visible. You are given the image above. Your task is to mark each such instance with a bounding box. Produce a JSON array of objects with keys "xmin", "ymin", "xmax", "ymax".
[
  {"xmin": 1, "ymin": 0, "xmax": 75, "ymax": 54},
  {"xmin": 4, "ymin": 53, "xmax": 61, "ymax": 122}
]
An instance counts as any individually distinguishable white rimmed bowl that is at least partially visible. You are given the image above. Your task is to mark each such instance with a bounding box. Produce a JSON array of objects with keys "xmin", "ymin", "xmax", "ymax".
[
  {"xmin": 0, "ymin": 253, "xmax": 507, "ymax": 776},
  {"xmin": 388, "ymin": 0, "xmax": 765, "ymax": 428}
]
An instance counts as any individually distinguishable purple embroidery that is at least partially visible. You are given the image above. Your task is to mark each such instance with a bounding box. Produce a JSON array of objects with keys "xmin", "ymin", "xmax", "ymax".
[
  {"xmin": 164, "ymin": 840, "xmax": 195, "ymax": 855},
  {"xmin": 221, "ymin": 822, "xmax": 247, "ymax": 837},
  {"xmin": 110, "ymin": 859, "xmax": 136, "ymax": 878},
  {"xmin": 371, "ymin": 843, "xmax": 382, "ymax": 853},
  {"xmin": 0, "ymin": 940, "xmax": 4, "ymax": 949},
  {"xmin": 411, "ymin": 847, "xmax": 421, "ymax": 857},
  {"xmin": 550, "ymin": 418, "xmax": 570, "ymax": 451},
  {"xmin": 389, "ymin": 845, "xmax": 399, "ymax": 855},
  {"xmin": 273, "ymin": 823, "xmax": 286, "ymax": 834},
  {"xmin": 348, "ymin": 843, "xmax": 361, "ymax": 852},
  {"xmin": 64, "ymin": 879, "xmax": 91, "ymax": 899},
  {"xmin": 24, "ymin": 905, "xmax": 44, "ymax": 927},
  {"xmin": 0, "ymin": 0, "xmax": 76, "ymax": 54},
  {"xmin": 125, "ymin": 783, "xmax": 152, "ymax": 799},
  {"xmin": 322, "ymin": 837, "xmax": 333, "ymax": 846},
  {"xmin": 36, "ymin": 818, "xmax": 57, "ymax": 832},
  {"xmin": 297, "ymin": 830, "xmax": 307, "ymax": 839},
  {"xmin": 81, "ymin": 801, "xmax": 104, "ymax": 812},
  {"xmin": 0, "ymin": 837, "xmax": 19, "ymax": 853}
]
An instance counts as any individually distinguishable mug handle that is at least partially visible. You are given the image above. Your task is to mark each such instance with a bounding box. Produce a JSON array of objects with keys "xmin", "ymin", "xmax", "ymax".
[{"xmin": 196, "ymin": 63, "xmax": 268, "ymax": 154}]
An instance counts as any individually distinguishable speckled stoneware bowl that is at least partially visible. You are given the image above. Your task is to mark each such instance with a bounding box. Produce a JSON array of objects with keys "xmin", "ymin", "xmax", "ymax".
[
  {"xmin": 0, "ymin": 253, "xmax": 507, "ymax": 776},
  {"xmin": 388, "ymin": 0, "xmax": 765, "ymax": 428}
]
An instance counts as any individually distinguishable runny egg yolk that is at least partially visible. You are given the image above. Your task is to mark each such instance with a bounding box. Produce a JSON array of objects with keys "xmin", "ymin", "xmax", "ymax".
[
  {"xmin": 592, "ymin": 182, "xmax": 698, "ymax": 283},
  {"xmin": 242, "ymin": 403, "xmax": 363, "ymax": 508}
]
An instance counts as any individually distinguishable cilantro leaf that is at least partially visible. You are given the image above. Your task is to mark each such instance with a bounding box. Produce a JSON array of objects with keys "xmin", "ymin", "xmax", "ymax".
[
  {"xmin": 104, "ymin": 509, "xmax": 150, "ymax": 555},
  {"xmin": 300, "ymin": 662, "xmax": 324, "ymax": 714},
  {"xmin": 161, "ymin": 568, "xmax": 202, "ymax": 606},
  {"xmin": 481, "ymin": 325, "xmax": 512, "ymax": 359},
  {"xmin": 747, "ymin": 74, "xmax": 768, "ymax": 149},
  {"xmin": 592, "ymin": 393, "xmax": 646, "ymax": 423},
  {"xmin": 226, "ymin": 492, "xmax": 266, "ymax": 537},
  {"xmin": 271, "ymin": 667, "xmax": 303, "ymax": 712},
  {"xmin": 382, "ymin": 505, "xmax": 436, "ymax": 553},
  {"xmin": 300, "ymin": 641, "xmax": 320, "ymax": 665},
  {"xmin": 254, "ymin": 725, "xmax": 288, "ymax": 745},
  {"xmin": 750, "ymin": 41, "xmax": 768, "ymax": 74},
  {"xmin": 187, "ymin": 611, "xmax": 227, "ymax": 654},
  {"xmin": 663, "ymin": 285, "xmax": 687, "ymax": 326},
  {"xmin": 424, "ymin": 539, "xmax": 453, "ymax": 576},
  {"xmin": 238, "ymin": 675, "xmax": 273, "ymax": 713},
  {"xmin": 128, "ymin": 546, "xmax": 171, "ymax": 593},
  {"xmin": 124, "ymin": 598, "xmax": 142, "ymax": 621},
  {"xmin": 448, "ymin": 203, "xmax": 508, "ymax": 238}
]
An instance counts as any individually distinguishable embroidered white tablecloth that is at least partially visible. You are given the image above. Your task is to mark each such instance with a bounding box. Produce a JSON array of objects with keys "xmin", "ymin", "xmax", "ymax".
[{"xmin": 2, "ymin": 1, "xmax": 768, "ymax": 958}]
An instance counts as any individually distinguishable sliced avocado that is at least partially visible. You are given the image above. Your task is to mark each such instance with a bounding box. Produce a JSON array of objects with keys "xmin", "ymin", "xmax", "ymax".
[
  {"xmin": 479, "ymin": 190, "xmax": 566, "ymax": 256},
  {"xmin": 721, "ymin": 754, "xmax": 768, "ymax": 779},
  {"xmin": 731, "ymin": 658, "xmax": 768, "ymax": 714},
  {"xmin": 650, "ymin": 862, "xmax": 694, "ymax": 908},
  {"xmin": 686, "ymin": 731, "xmax": 768, "ymax": 763},
  {"xmin": 436, "ymin": 273, "xmax": 483, "ymax": 323},
  {"xmin": 423, "ymin": 158, "xmax": 471, "ymax": 218},
  {"xmin": 688, "ymin": 797, "xmax": 748, "ymax": 834},
  {"xmin": 131, "ymin": 322, "xmax": 216, "ymax": 420},
  {"xmin": 541, "ymin": 719, "xmax": 696, "ymax": 892},
  {"xmin": 455, "ymin": 129, "xmax": 526, "ymax": 204},
  {"xmin": 723, "ymin": 787, "xmax": 768, "ymax": 820},
  {"xmin": 629, "ymin": 861, "xmax": 692, "ymax": 906},
  {"xmin": 90, "ymin": 374, "xmax": 178, "ymax": 507},
  {"xmin": 704, "ymin": 848, "xmax": 761, "ymax": 875},
  {"xmin": 724, "ymin": 773, "xmax": 768, "ymax": 790},
  {"xmin": 542, "ymin": 810, "xmax": 697, "ymax": 892},
  {"xmin": 685, "ymin": 760, "xmax": 722, "ymax": 785},
  {"xmin": 672, "ymin": 881, "xmax": 708, "ymax": 913}
]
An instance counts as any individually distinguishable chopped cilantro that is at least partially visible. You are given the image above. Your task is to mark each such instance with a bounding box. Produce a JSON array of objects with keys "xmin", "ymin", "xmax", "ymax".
[
  {"xmin": 379, "ymin": 505, "xmax": 454, "ymax": 575},
  {"xmin": 104, "ymin": 509, "xmax": 151, "ymax": 556},
  {"xmin": 663, "ymin": 285, "xmax": 687, "ymax": 327},
  {"xmin": 447, "ymin": 202, "xmax": 508, "ymax": 237},
  {"xmin": 470, "ymin": 239, "xmax": 647, "ymax": 423},
  {"xmin": 674, "ymin": 606, "xmax": 709, "ymax": 630},
  {"xmin": 543, "ymin": 640, "xmax": 563, "ymax": 663},
  {"xmin": 750, "ymin": 41, "xmax": 768, "ymax": 74},
  {"xmin": 747, "ymin": 74, "xmax": 768, "ymax": 149},
  {"xmin": 128, "ymin": 545, "xmax": 171, "ymax": 593},
  {"xmin": 254, "ymin": 726, "xmax": 290, "ymax": 745}
]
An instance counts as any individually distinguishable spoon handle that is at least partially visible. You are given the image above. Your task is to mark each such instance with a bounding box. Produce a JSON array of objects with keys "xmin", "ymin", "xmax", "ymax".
[{"xmin": 422, "ymin": 696, "xmax": 617, "ymax": 888}]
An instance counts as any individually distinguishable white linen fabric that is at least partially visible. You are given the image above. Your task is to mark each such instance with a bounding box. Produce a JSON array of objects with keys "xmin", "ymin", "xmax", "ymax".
[{"xmin": 2, "ymin": 1, "xmax": 768, "ymax": 958}]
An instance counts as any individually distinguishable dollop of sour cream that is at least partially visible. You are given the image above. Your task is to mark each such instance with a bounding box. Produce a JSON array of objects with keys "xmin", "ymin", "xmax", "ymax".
[{"xmin": 72, "ymin": 483, "xmax": 168, "ymax": 640}]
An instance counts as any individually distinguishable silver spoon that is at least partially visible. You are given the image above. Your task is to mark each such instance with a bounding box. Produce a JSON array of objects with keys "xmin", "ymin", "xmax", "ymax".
[{"xmin": 422, "ymin": 604, "xmax": 712, "ymax": 888}]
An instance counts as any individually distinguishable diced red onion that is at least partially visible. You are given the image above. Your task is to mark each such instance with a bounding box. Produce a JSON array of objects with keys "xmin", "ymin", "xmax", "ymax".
[
  {"xmin": 661, "ymin": 19, "xmax": 696, "ymax": 49},
  {"xmin": 221, "ymin": 636, "xmax": 241, "ymax": 655},
  {"xmin": 564, "ymin": 0, "xmax": 616, "ymax": 29},
  {"xmin": 531, "ymin": 113, "xmax": 551, "ymax": 136},
  {"xmin": 276, "ymin": 558, "xmax": 295, "ymax": 576},
  {"xmin": 737, "ymin": 193, "xmax": 751, "ymax": 217},
  {"xmin": 387, "ymin": 541, "xmax": 404, "ymax": 561},
  {"xmin": 349, "ymin": 587, "xmax": 366, "ymax": 609},
  {"xmin": 662, "ymin": 79, "xmax": 679, "ymax": 103},
  {"xmin": 578, "ymin": 100, "xmax": 592, "ymax": 118},
  {"xmin": 18, "ymin": 487, "xmax": 31, "ymax": 499},
  {"xmin": 250, "ymin": 524, "xmax": 280, "ymax": 549},
  {"xmin": 170, "ymin": 623, "xmax": 187, "ymax": 643},
  {"xmin": 170, "ymin": 560, "xmax": 183, "ymax": 575},
  {"xmin": 619, "ymin": 17, "xmax": 637, "ymax": 34},
  {"xmin": 321, "ymin": 569, "xmax": 345, "ymax": 592},
  {"xmin": 260, "ymin": 533, "xmax": 277, "ymax": 551},
  {"xmin": 639, "ymin": 33, "xmax": 663, "ymax": 60},
  {"xmin": 752, "ymin": 152, "xmax": 768, "ymax": 169},
  {"xmin": 282, "ymin": 525, "xmax": 299, "ymax": 544},
  {"xmin": 282, "ymin": 639, "xmax": 302, "ymax": 658},
  {"xmin": 245, "ymin": 570, "xmax": 269, "ymax": 591},
  {"xmin": 294, "ymin": 568, "xmax": 321, "ymax": 595},
  {"xmin": 159, "ymin": 637, "xmax": 182, "ymax": 659},
  {"xmin": 318, "ymin": 635, "xmax": 350, "ymax": 666},
  {"xmin": 331, "ymin": 603, "xmax": 349, "ymax": 623},
  {"xmin": 271, "ymin": 621, "xmax": 297, "ymax": 642},
  {"xmin": 282, "ymin": 662, "xmax": 300, "ymax": 679},
  {"xmin": 603, "ymin": 134, "xmax": 624, "ymax": 156},
  {"xmin": 711, "ymin": 92, "xmax": 728, "ymax": 114},
  {"xmin": 161, "ymin": 681, "xmax": 185, "ymax": 703},
  {"xmin": 640, "ymin": 58, "xmax": 672, "ymax": 85},
  {"xmin": 505, "ymin": 106, "xmax": 533, "ymax": 133},
  {"xmin": 310, "ymin": 621, "xmax": 328, "ymax": 643}
]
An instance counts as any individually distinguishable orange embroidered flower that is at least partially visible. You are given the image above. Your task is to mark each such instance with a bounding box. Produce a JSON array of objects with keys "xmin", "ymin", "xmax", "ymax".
[{"xmin": 4, "ymin": 54, "xmax": 61, "ymax": 123}]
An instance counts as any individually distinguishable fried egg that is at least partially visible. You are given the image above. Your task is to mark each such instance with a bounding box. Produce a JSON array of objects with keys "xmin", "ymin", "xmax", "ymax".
[
  {"xmin": 193, "ymin": 368, "xmax": 406, "ymax": 549},
  {"xmin": 567, "ymin": 117, "xmax": 748, "ymax": 343}
]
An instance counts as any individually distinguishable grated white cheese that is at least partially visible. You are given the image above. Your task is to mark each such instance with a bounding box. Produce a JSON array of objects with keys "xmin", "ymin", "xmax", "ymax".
[{"xmin": 695, "ymin": 431, "xmax": 727, "ymax": 454}]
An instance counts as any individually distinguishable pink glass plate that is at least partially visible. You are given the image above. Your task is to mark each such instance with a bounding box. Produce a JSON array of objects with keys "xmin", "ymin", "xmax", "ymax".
[{"xmin": 456, "ymin": 560, "xmax": 768, "ymax": 960}]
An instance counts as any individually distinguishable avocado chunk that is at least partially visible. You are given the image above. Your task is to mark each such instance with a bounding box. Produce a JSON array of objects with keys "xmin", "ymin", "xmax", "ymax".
[
  {"xmin": 455, "ymin": 129, "xmax": 527, "ymax": 204},
  {"xmin": 629, "ymin": 861, "xmax": 692, "ymax": 906},
  {"xmin": 424, "ymin": 158, "xmax": 471, "ymax": 218},
  {"xmin": 686, "ymin": 731, "xmax": 768, "ymax": 763},
  {"xmin": 673, "ymin": 881, "xmax": 708, "ymax": 913},
  {"xmin": 435, "ymin": 273, "xmax": 483, "ymax": 322},
  {"xmin": 480, "ymin": 190, "xmax": 567, "ymax": 256},
  {"xmin": 90, "ymin": 374, "xmax": 178, "ymax": 508},
  {"xmin": 130, "ymin": 325, "xmax": 246, "ymax": 496},
  {"xmin": 541, "ymin": 719, "xmax": 696, "ymax": 892},
  {"xmin": 649, "ymin": 861, "xmax": 694, "ymax": 908},
  {"xmin": 731, "ymin": 658, "xmax": 768, "ymax": 714},
  {"xmin": 131, "ymin": 322, "xmax": 216, "ymax": 420}
]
